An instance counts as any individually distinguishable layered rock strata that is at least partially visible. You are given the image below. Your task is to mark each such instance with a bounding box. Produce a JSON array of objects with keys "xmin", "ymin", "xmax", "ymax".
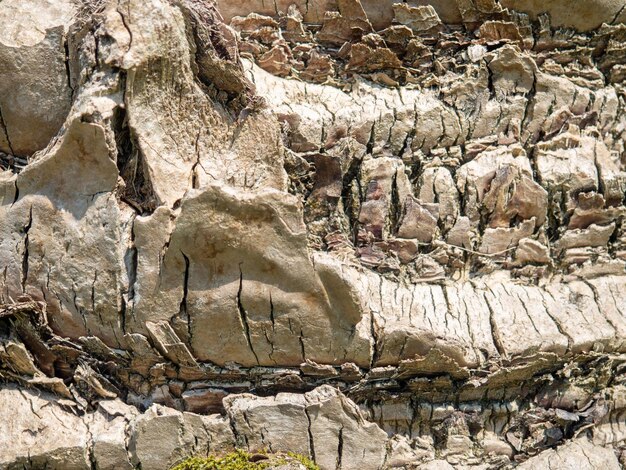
[{"xmin": 0, "ymin": 0, "xmax": 625, "ymax": 468}]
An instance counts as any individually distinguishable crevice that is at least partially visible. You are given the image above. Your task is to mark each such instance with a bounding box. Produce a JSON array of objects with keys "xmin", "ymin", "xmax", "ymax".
[
  {"xmin": 484, "ymin": 58, "xmax": 496, "ymax": 100},
  {"xmin": 191, "ymin": 132, "xmax": 201, "ymax": 189},
  {"xmin": 21, "ymin": 207, "xmax": 33, "ymax": 293},
  {"xmin": 63, "ymin": 38, "xmax": 74, "ymax": 98},
  {"xmin": 125, "ymin": 219, "xmax": 138, "ymax": 308},
  {"xmin": 340, "ymin": 155, "xmax": 363, "ymax": 246},
  {"xmin": 336, "ymin": 425, "xmax": 344, "ymax": 470},
  {"xmin": 269, "ymin": 292, "xmax": 275, "ymax": 331},
  {"xmin": 366, "ymin": 122, "xmax": 376, "ymax": 155},
  {"xmin": 0, "ymin": 152, "xmax": 27, "ymax": 174},
  {"xmin": 609, "ymin": 2, "xmax": 626, "ymax": 24},
  {"xmin": 541, "ymin": 290, "xmax": 574, "ymax": 352},
  {"xmin": 304, "ymin": 406, "xmax": 317, "ymax": 462},
  {"xmin": 119, "ymin": 296, "xmax": 127, "ymax": 335},
  {"xmin": 91, "ymin": 270, "xmax": 99, "ymax": 324},
  {"xmin": 482, "ymin": 290, "xmax": 506, "ymax": 357},
  {"xmin": 116, "ymin": 1, "xmax": 133, "ymax": 52},
  {"xmin": 0, "ymin": 101, "xmax": 15, "ymax": 156},
  {"xmin": 369, "ymin": 312, "xmax": 380, "ymax": 368},
  {"xmin": 389, "ymin": 168, "xmax": 401, "ymax": 235},
  {"xmin": 237, "ymin": 265, "xmax": 260, "ymax": 365},
  {"xmin": 299, "ymin": 329, "xmax": 306, "ymax": 361},
  {"xmin": 520, "ymin": 70, "xmax": 538, "ymax": 143},
  {"xmin": 85, "ymin": 421, "xmax": 97, "ymax": 470},
  {"xmin": 178, "ymin": 251, "xmax": 192, "ymax": 341},
  {"xmin": 113, "ymin": 103, "xmax": 157, "ymax": 214}
]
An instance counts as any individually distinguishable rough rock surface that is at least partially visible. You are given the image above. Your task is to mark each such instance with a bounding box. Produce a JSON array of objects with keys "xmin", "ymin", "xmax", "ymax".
[{"xmin": 0, "ymin": 0, "xmax": 625, "ymax": 469}]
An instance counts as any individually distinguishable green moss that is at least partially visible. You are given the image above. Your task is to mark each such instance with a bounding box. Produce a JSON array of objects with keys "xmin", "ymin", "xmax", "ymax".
[
  {"xmin": 286, "ymin": 452, "xmax": 318, "ymax": 470},
  {"xmin": 171, "ymin": 449, "xmax": 320, "ymax": 470},
  {"xmin": 170, "ymin": 450, "xmax": 264, "ymax": 470}
]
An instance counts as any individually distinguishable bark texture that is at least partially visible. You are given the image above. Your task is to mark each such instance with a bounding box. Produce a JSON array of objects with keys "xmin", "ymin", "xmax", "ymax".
[{"xmin": 0, "ymin": 0, "xmax": 625, "ymax": 468}]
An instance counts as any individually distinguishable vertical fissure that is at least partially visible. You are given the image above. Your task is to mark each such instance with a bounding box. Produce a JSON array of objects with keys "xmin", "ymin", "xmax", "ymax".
[
  {"xmin": 0, "ymin": 101, "xmax": 15, "ymax": 156},
  {"xmin": 21, "ymin": 207, "xmax": 33, "ymax": 293},
  {"xmin": 237, "ymin": 265, "xmax": 260, "ymax": 365},
  {"xmin": 179, "ymin": 251, "xmax": 192, "ymax": 341}
]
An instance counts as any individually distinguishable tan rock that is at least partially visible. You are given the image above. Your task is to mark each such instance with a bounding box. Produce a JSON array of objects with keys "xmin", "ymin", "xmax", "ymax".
[
  {"xmin": 393, "ymin": 4, "xmax": 443, "ymax": 32},
  {"xmin": 500, "ymin": 0, "xmax": 626, "ymax": 31},
  {"xmin": 317, "ymin": 0, "xmax": 373, "ymax": 46},
  {"xmin": 479, "ymin": 218, "xmax": 536, "ymax": 255},
  {"xmin": 517, "ymin": 437, "xmax": 621, "ymax": 469},
  {"xmin": 397, "ymin": 197, "xmax": 439, "ymax": 242},
  {"xmin": 230, "ymin": 13, "xmax": 279, "ymax": 32},
  {"xmin": 347, "ymin": 43, "xmax": 402, "ymax": 71},
  {"xmin": 0, "ymin": 2, "xmax": 625, "ymax": 469},
  {"xmin": 483, "ymin": 165, "xmax": 548, "ymax": 229},
  {"xmin": 479, "ymin": 21, "xmax": 524, "ymax": 45},
  {"xmin": 224, "ymin": 392, "xmax": 311, "ymax": 455},
  {"xmin": 305, "ymin": 386, "xmax": 388, "ymax": 470},
  {"xmin": 457, "ymin": 146, "xmax": 531, "ymax": 225},
  {"xmin": 131, "ymin": 185, "xmax": 371, "ymax": 367},
  {"xmin": 514, "ymin": 238, "xmax": 551, "ymax": 265},
  {"xmin": 0, "ymin": 0, "xmax": 76, "ymax": 156},
  {"xmin": 536, "ymin": 131, "xmax": 600, "ymax": 197},
  {"xmin": 258, "ymin": 46, "xmax": 293, "ymax": 77},
  {"xmin": 146, "ymin": 321, "xmax": 198, "ymax": 368},
  {"xmin": 555, "ymin": 223, "xmax": 616, "ymax": 252}
]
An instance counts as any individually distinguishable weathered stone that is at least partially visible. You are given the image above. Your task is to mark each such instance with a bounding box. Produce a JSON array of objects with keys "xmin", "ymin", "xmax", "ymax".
[
  {"xmin": 305, "ymin": 386, "xmax": 388, "ymax": 470},
  {"xmin": 347, "ymin": 43, "xmax": 403, "ymax": 71},
  {"xmin": 393, "ymin": 4, "xmax": 442, "ymax": 33},
  {"xmin": 0, "ymin": 0, "xmax": 76, "ymax": 156},
  {"xmin": 130, "ymin": 405, "xmax": 220, "ymax": 470},
  {"xmin": 517, "ymin": 437, "xmax": 621, "ymax": 469},
  {"xmin": 555, "ymin": 223, "xmax": 616, "ymax": 252},
  {"xmin": 500, "ymin": 0, "xmax": 626, "ymax": 31},
  {"xmin": 514, "ymin": 238, "xmax": 551, "ymax": 265},
  {"xmin": 230, "ymin": 13, "xmax": 279, "ymax": 32},
  {"xmin": 146, "ymin": 321, "xmax": 198, "ymax": 368},
  {"xmin": 1, "ymin": 0, "xmax": 626, "ymax": 468},
  {"xmin": 483, "ymin": 165, "xmax": 548, "ymax": 228},
  {"xmin": 479, "ymin": 218, "xmax": 536, "ymax": 255},
  {"xmin": 479, "ymin": 21, "xmax": 524, "ymax": 45},
  {"xmin": 536, "ymin": 131, "xmax": 601, "ymax": 197},
  {"xmin": 397, "ymin": 196, "xmax": 439, "ymax": 242},
  {"xmin": 258, "ymin": 45, "xmax": 293, "ymax": 77},
  {"xmin": 316, "ymin": 0, "xmax": 373, "ymax": 46},
  {"xmin": 225, "ymin": 392, "xmax": 311, "ymax": 455}
]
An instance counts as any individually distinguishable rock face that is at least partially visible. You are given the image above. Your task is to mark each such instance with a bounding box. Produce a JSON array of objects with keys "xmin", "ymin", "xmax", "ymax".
[{"xmin": 0, "ymin": 0, "xmax": 625, "ymax": 468}]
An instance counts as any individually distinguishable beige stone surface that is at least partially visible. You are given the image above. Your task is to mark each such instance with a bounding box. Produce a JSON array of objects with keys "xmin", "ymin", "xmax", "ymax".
[
  {"xmin": 0, "ymin": 0, "xmax": 76, "ymax": 156},
  {"xmin": 0, "ymin": 0, "xmax": 624, "ymax": 468}
]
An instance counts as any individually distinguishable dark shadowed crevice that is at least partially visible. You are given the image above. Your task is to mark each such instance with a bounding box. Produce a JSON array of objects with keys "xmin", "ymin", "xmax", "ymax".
[
  {"xmin": 121, "ymin": 216, "xmax": 138, "ymax": 336},
  {"xmin": 0, "ymin": 152, "xmax": 27, "ymax": 173},
  {"xmin": 175, "ymin": 0, "xmax": 254, "ymax": 113},
  {"xmin": 304, "ymin": 406, "xmax": 317, "ymax": 462},
  {"xmin": 0, "ymin": 102, "xmax": 16, "ymax": 157},
  {"xmin": 237, "ymin": 264, "xmax": 260, "ymax": 365},
  {"xmin": 178, "ymin": 251, "xmax": 193, "ymax": 343},
  {"xmin": 21, "ymin": 206, "xmax": 33, "ymax": 293},
  {"xmin": 63, "ymin": 38, "xmax": 75, "ymax": 98},
  {"xmin": 335, "ymin": 426, "xmax": 344, "ymax": 470},
  {"xmin": 113, "ymin": 104, "xmax": 157, "ymax": 214}
]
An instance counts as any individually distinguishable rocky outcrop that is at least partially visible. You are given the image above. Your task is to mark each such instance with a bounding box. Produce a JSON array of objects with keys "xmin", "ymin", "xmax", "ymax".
[
  {"xmin": 0, "ymin": 0, "xmax": 625, "ymax": 468},
  {"xmin": 3, "ymin": 384, "xmax": 625, "ymax": 469}
]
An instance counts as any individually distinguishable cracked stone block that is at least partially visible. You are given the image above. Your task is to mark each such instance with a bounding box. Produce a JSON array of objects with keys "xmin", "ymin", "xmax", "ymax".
[
  {"xmin": 0, "ymin": 0, "xmax": 625, "ymax": 468},
  {"xmin": 0, "ymin": 0, "xmax": 76, "ymax": 156}
]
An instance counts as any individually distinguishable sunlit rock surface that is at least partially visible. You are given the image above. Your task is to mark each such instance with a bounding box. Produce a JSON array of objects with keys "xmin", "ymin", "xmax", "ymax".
[{"xmin": 0, "ymin": 0, "xmax": 625, "ymax": 468}]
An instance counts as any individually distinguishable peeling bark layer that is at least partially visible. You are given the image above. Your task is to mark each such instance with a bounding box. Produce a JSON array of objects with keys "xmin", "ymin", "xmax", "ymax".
[{"xmin": 0, "ymin": 0, "xmax": 625, "ymax": 468}]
